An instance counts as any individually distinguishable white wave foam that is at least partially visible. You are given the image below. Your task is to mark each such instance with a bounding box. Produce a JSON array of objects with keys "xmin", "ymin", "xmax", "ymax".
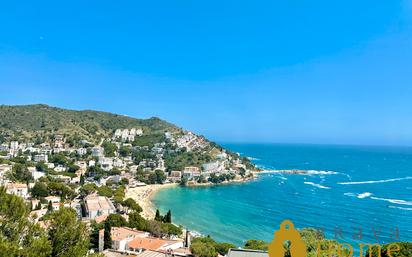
[
  {"xmin": 344, "ymin": 192, "xmax": 373, "ymax": 199},
  {"xmin": 305, "ymin": 170, "xmax": 339, "ymax": 175},
  {"xmin": 388, "ymin": 206, "xmax": 412, "ymax": 211},
  {"xmin": 344, "ymin": 192, "xmax": 356, "ymax": 197},
  {"xmin": 247, "ymin": 157, "xmax": 259, "ymax": 161},
  {"xmin": 370, "ymin": 197, "xmax": 412, "ymax": 206},
  {"xmin": 261, "ymin": 169, "xmax": 338, "ymax": 175},
  {"xmin": 304, "ymin": 182, "xmax": 331, "ymax": 189},
  {"xmin": 357, "ymin": 192, "xmax": 372, "ymax": 199},
  {"xmin": 338, "ymin": 176, "xmax": 412, "ymax": 185}
]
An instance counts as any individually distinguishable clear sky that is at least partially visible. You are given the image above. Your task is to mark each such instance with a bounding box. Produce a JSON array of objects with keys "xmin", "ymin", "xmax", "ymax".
[{"xmin": 1, "ymin": 1, "xmax": 412, "ymax": 145}]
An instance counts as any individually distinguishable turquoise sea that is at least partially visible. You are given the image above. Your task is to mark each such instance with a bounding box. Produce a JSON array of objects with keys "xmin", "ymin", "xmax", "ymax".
[{"xmin": 153, "ymin": 144, "xmax": 412, "ymax": 246}]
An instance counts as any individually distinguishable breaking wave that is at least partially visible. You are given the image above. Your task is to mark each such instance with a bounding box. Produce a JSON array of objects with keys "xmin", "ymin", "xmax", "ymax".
[
  {"xmin": 388, "ymin": 206, "xmax": 412, "ymax": 211},
  {"xmin": 247, "ymin": 156, "xmax": 260, "ymax": 161},
  {"xmin": 344, "ymin": 192, "xmax": 373, "ymax": 199},
  {"xmin": 304, "ymin": 182, "xmax": 331, "ymax": 189},
  {"xmin": 305, "ymin": 170, "xmax": 339, "ymax": 175},
  {"xmin": 338, "ymin": 176, "xmax": 412, "ymax": 185},
  {"xmin": 261, "ymin": 169, "xmax": 339, "ymax": 175},
  {"xmin": 357, "ymin": 192, "xmax": 373, "ymax": 199},
  {"xmin": 370, "ymin": 197, "xmax": 412, "ymax": 206}
]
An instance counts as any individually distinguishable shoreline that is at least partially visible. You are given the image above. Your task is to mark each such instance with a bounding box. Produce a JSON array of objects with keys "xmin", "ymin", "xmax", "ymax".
[
  {"xmin": 125, "ymin": 176, "xmax": 256, "ymax": 219},
  {"xmin": 125, "ymin": 183, "xmax": 178, "ymax": 219}
]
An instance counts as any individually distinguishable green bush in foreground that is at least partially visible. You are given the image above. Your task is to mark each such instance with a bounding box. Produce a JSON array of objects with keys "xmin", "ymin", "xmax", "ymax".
[
  {"xmin": 0, "ymin": 187, "xmax": 90, "ymax": 257},
  {"xmin": 190, "ymin": 237, "xmax": 235, "ymax": 257}
]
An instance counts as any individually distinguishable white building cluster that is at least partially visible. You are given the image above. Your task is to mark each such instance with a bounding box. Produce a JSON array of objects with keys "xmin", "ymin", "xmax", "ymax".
[{"xmin": 113, "ymin": 128, "xmax": 143, "ymax": 142}]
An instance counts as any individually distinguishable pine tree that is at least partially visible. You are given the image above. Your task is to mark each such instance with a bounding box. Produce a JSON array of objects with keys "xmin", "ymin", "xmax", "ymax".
[
  {"xmin": 35, "ymin": 201, "xmax": 42, "ymax": 210},
  {"xmin": 0, "ymin": 186, "xmax": 52, "ymax": 256},
  {"xmin": 47, "ymin": 200, "xmax": 53, "ymax": 213},
  {"xmin": 155, "ymin": 209, "xmax": 162, "ymax": 221},
  {"xmin": 48, "ymin": 208, "xmax": 90, "ymax": 257},
  {"xmin": 104, "ymin": 221, "xmax": 112, "ymax": 250},
  {"xmin": 163, "ymin": 210, "xmax": 172, "ymax": 223},
  {"xmin": 80, "ymin": 174, "xmax": 85, "ymax": 185}
]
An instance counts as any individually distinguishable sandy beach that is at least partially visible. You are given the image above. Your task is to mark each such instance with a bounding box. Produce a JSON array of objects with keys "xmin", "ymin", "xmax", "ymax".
[{"xmin": 125, "ymin": 183, "xmax": 178, "ymax": 219}]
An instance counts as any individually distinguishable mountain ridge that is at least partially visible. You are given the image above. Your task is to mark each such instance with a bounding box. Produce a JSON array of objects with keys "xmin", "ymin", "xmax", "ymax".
[{"xmin": 0, "ymin": 104, "xmax": 181, "ymax": 142}]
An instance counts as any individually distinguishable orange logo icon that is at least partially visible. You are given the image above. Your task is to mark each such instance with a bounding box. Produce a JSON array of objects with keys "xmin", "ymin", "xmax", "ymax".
[{"xmin": 268, "ymin": 220, "xmax": 307, "ymax": 257}]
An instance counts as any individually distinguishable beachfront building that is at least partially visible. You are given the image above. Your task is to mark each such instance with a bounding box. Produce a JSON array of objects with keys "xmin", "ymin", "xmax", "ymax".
[
  {"xmin": 202, "ymin": 161, "xmax": 224, "ymax": 176},
  {"xmin": 169, "ymin": 171, "xmax": 182, "ymax": 182},
  {"xmin": 84, "ymin": 194, "xmax": 116, "ymax": 219},
  {"xmin": 182, "ymin": 166, "xmax": 200, "ymax": 179},
  {"xmin": 227, "ymin": 249, "xmax": 269, "ymax": 257},
  {"xmin": 127, "ymin": 237, "xmax": 184, "ymax": 253},
  {"xmin": 98, "ymin": 227, "xmax": 149, "ymax": 252}
]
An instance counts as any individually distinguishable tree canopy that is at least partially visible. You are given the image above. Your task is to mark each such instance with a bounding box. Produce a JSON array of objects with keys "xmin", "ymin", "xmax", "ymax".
[{"xmin": 0, "ymin": 187, "xmax": 52, "ymax": 257}]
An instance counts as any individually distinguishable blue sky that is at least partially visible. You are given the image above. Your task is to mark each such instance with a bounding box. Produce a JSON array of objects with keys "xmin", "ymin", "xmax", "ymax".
[{"xmin": 1, "ymin": 1, "xmax": 412, "ymax": 145}]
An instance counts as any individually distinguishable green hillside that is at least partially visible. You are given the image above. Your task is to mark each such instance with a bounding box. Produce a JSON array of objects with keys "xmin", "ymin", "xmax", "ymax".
[{"xmin": 0, "ymin": 104, "xmax": 180, "ymax": 142}]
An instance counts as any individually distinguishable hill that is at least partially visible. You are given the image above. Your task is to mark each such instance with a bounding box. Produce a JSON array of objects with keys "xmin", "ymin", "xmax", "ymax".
[{"xmin": 0, "ymin": 104, "xmax": 180, "ymax": 142}]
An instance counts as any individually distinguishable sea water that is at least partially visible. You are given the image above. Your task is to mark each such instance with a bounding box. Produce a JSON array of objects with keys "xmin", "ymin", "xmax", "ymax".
[{"xmin": 153, "ymin": 144, "xmax": 412, "ymax": 246}]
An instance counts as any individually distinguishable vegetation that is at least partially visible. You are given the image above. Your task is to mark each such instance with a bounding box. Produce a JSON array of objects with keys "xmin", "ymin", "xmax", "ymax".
[
  {"xmin": 0, "ymin": 187, "xmax": 51, "ymax": 256},
  {"xmin": 208, "ymin": 173, "xmax": 236, "ymax": 184},
  {"xmin": 132, "ymin": 134, "xmax": 166, "ymax": 148},
  {"xmin": 128, "ymin": 212, "xmax": 148, "ymax": 231},
  {"xmin": 48, "ymin": 208, "xmax": 90, "ymax": 257},
  {"xmin": 0, "ymin": 104, "xmax": 179, "ymax": 142},
  {"xmin": 365, "ymin": 242, "xmax": 412, "ymax": 257},
  {"xmin": 102, "ymin": 141, "xmax": 117, "ymax": 157},
  {"xmin": 0, "ymin": 187, "xmax": 90, "ymax": 257},
  {"xmin": 122, "ymin": 198, "xmax": 143, "ymax": 213},
  {"xmin": 190, "ymin": 236, "xmax": 235, "ymax": 257},
  {"xmin": 244, "ymin": 239, "xmax": 269, "ymax": 251},
  {"xmin": 164, "ymin": 150, "xmax": 213, "ymax": 172},
  {"xmin": 105, "ymin": 214, "xmax": 128, "ymax": 227},
  {"xmin": 8, "ymin": 163, "xmax": 32, "ymax": 183}
]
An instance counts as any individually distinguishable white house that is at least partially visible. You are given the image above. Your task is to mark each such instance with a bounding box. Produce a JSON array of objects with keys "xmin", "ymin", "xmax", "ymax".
[
  {"xmin": 45, "ymin": 195, "xmax": 61, "ymax": 203},
  {"xmin": 77, "ymin": 148, "xmax": 87, "ymax": 155},
  {"xmin": 183, "ymin": 166, "xmax": 200, "ymax": 179},
  {"xmin": 54, "ymin": 165, "xmax": 66, "ymax": 172},
  {"xmin": 28, "ymin": 167, "xmax": 45, "ymax": 181},
  {"xmin": 202, "ymin": 161, "xmax": 224, "ymax": 175},
  {"xmin": 10, "ymin": 141, "xmax": 19, "ymax": 151},
  {"xmin": 64, "ymin": 199, "xmax": 82, "ymax": 218},
  {"xmin": 113, "ymin": 158, "xmax": 125, "ymax": 169},
  {"xmin": 84, "ymin": 194, "xmax": 116, "ymax": 219},
  {"xmin": 89, "ymin": 160, "xmax": 96, "ymax": 167},
  {"xmin": 99, "ymin": 157, "xmax": 113, "ymax": 171},
  {"xmin": 6, "ymin": 183, "xmax": 29, "ymax": 199},
  {"xmin": 98, "ymin": 227, "xmax": 149, "ymax": 252},
  {"xmin": 127, "ymin": 236, "xmax": 184, "ymax": 253},
  {"xmin": 0, "ymin": 164, "xmax": 12, "ymax": 184},
  {"xmin": 92, "ymin": 147, "xmax": 104, "ymax": 157},
  {"xmin": 34, "ymin": 154, "xmax": 48, "ymax": 163}
]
